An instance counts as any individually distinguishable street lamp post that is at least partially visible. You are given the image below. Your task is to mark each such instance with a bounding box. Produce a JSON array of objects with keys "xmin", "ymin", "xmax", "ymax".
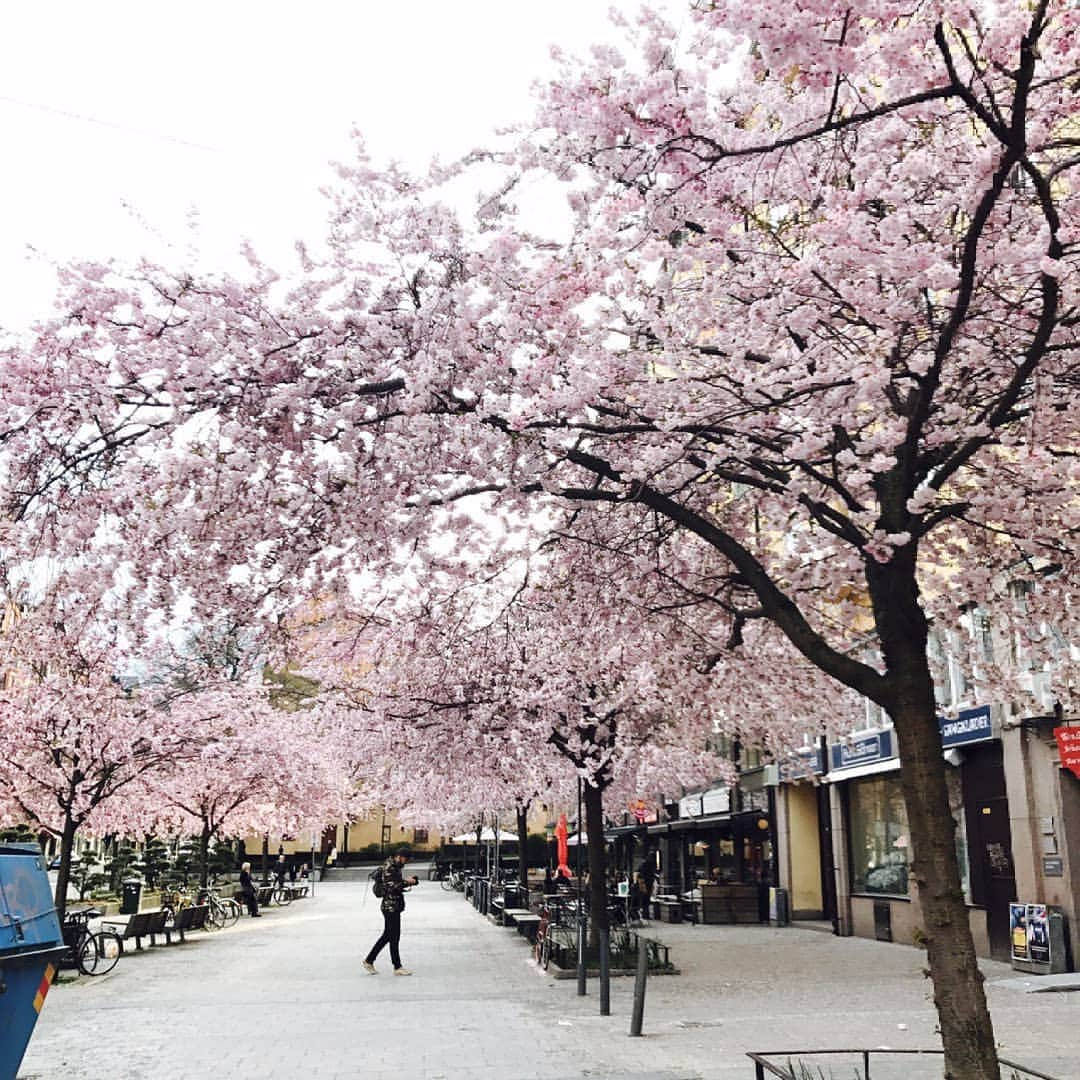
[{"xmin": 576, "ymin": 775, "xmax": 586, "ymax": 997}]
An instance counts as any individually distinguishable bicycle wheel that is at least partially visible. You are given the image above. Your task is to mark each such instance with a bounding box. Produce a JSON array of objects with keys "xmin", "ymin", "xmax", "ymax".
[
  {"xmin": 88, "ymin": 931, "xmax": 121, "ymax": 975},
  {"xmin": 76, "ymin": 933, "xmax": 98, "ymax": 975},
  {"xmin": 440, "ymin": 876, "xmax": 455, "ymax": 892},
  {"xmin": 205, "ymin": 903, "xmax": 224, "ymax": 931},
  {"xmin": 221, "ymin": 899, "xmax": 241, "ymax": 927},
  {"xmin": 273, "ymin": 886, "xmax": 292, "ymax": 907}
]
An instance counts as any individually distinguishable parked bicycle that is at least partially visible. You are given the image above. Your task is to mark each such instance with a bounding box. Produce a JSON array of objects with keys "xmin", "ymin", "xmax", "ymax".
[
  {"xmin": 440, "ymin": 866, "xmax": 466, "ymax": 892},
  {"xmin": 159, "ymin": 886, "xmax": 192, "ymax": 922},
  {"xmin": 533, "ymin": 896, "xmax": 575, "ymax": 970},
  {"xmin": 61, "ymin": 908, "xmax": 121, "ymax": 976},
  {"xmin": 196, "ymin": 887, "xmax": 241, "ymax": 930}
]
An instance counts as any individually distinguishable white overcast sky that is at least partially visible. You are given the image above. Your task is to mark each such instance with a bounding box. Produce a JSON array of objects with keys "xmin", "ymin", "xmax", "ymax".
[{"xmin": 0, "ymin": 1, "xmax": 684, "ymax": 329}]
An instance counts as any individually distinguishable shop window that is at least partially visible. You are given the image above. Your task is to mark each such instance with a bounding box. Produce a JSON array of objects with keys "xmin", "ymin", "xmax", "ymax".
[
  {"xmin": 412, "ymin": 828, "xmax": 429, "ymax": 845},
  {"xmin": 945, "ymin": 769, "xmax": 972, "ymax": 904},
  {"xmin": 711, "ymin": 838, "xmax": 736, "ymax": 882},
  {"xmin": 849, "ymin": 775, "xmax": 910, "ymax": 896}
]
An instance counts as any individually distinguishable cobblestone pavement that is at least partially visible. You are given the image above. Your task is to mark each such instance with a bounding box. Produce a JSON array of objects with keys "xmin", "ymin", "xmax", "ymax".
[{"xmin": 18, "ymin": 875, "xmax": 1080, "ymax": 1080}]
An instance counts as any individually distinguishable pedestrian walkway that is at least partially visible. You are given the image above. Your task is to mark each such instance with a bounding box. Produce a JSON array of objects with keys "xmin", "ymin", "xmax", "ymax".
[{"xmin": 18, "ymin": 877, "xmax": 1080, "ymax": 1079}]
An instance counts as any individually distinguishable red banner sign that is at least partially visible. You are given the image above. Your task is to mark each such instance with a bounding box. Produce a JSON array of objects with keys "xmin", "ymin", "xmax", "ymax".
[
  {"xmin": 1054, "ymin": 727, "xmax": 1080, "ymax": 779},
  {"xmin": 554, "ymin": 814, "xmax": 573, "ymax": 879}
]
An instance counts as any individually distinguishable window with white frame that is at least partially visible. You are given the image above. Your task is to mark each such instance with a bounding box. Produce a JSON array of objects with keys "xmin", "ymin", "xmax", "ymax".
[
  {"xmin": 927, "ymin": 629, "xmax": 951, "ymax": 709},
  {"xmin": 972, "ymin": 608, "xmax": 995, "ymax": 665}
]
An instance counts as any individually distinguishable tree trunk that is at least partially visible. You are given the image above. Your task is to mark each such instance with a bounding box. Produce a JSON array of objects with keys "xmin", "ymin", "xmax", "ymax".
[
  {"xmin": 869, "ymin": 554, "xmax": 1000, "ymax": 1080},
  {"xmin": 53, "ymin": 814, "xmax": 78, "ymax": 922},
  {"xmin": 198, "ymin": 824, "xmax": 212, "ymax": 888},
  {"xmin": 260, "ymin": 834, "xmax": 270, "ymax": 885},
  {"xmin": 516, "ymin": 806, "xmax": 529, "ymax": 891},
  {"xmin": 583, "ymin": 779, "xmax": 609, "ymax": 943}
]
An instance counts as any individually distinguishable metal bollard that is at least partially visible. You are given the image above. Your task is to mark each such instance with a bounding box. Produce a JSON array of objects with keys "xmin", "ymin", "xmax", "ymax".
[
  {"xmin": 577, "ymin": 918, "xmax": 587, "ymax": 996},
  {"xmin": 629, "ymin": 939, "xmax": 648, "ymax": 1036},
  {"xmin": 599, "ymin": 927, "xmax": 610, "ymax": 1016}
]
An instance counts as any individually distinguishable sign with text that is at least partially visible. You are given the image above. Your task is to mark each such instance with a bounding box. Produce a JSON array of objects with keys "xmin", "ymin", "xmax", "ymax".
[
  {"xmin": 678, "ymin": 787, "xmax": 730, "ymax": 818},
  {"xmin": 829, "ymin": 729, "xmax": 895, "ymax": 772},
  {"xmin": 938, "ymin": 705, "xmax": 993, "ymax": 748},
  {"xmin": 1054, "ymin": 726, "xmax": 1080, "ymax": 779},
  {"xmin": 701, "ymin": 787, "xmax": 731, "ymax": 815},
  {"xmin": 780, "ymin": 746, "xmax": 826, "ymax": 782}
]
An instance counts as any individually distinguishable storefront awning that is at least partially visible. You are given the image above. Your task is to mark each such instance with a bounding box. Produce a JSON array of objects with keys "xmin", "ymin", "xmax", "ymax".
[
  {"xmin": 646, "ymin": 812, "xmax": 733, "ymax": 835},
  {"xmin": 603, "ymin": 824, "xmax": 646, "ymax": 840},
  {"xmin": 825, "ymin": 757, "xmax": 901, "ymax": 783}
]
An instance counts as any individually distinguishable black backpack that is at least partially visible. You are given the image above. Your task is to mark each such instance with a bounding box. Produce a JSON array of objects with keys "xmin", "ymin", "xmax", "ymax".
[{"xmin": 371, "ymin": 867, "xmax": 385, "ymax": 898}]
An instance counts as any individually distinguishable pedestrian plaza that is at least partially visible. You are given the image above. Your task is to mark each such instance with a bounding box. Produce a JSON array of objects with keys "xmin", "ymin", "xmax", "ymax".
[{"xmin": 17, "ymin": 872, "xmax": 1079, "ymax": 1080}]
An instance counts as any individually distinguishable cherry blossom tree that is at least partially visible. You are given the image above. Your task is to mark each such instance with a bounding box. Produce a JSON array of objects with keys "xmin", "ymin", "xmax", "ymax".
[
  {"xmin": 320, "ymin": 544, "xmax": 756, "ymax": 939},
  {"xmin": 0, "ymin": 607, "xmax": 185, "ymax": 918},
  {"xmin": 125, "ymin": 623, "xmax": 356, "ymax": 886},
  {"xmin": 506, "ymin": 8, "xmax": 1079, "ymax": 1074},
  {"xmin": 142, "ymin": 691, "xmax": 348, "ymax": 887}
]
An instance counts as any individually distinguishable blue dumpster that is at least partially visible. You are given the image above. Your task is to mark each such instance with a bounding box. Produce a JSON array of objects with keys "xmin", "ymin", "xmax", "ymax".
[{"xmin": 0, "ymin": 843, "xmax": 67, "ymax": 1080}]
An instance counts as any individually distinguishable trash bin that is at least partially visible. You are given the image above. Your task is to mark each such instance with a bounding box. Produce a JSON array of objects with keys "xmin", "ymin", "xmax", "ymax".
[
  {"xmin": 120, "ymin": 878, "xmax": 143, "ymax": 915},
  {"xmin": 769, "ymin": 887, "xmax": 791, "ymax": 927},
  {"xmin": 0, "ymin": 843, "xmax": 68, "ymax": 1080}
]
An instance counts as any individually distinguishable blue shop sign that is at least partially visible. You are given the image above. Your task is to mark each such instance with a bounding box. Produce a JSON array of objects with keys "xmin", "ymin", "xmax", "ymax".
[
  {"xmin": 830, "ymin": 729, "xmax": 895, "ymax": 771},
  {"xmin": 938, "ymin": 705, "xmax": 993, "ymax": 748},
  {"xmin": 781, "ymin": 746, "xmax": 826, "ymax": 781}
]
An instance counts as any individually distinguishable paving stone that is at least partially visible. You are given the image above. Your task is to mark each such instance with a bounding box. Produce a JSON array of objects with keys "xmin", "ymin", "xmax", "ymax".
[{"xmin": 18, "ymin": 881, "xmax": 1079, "ymax": 1079}]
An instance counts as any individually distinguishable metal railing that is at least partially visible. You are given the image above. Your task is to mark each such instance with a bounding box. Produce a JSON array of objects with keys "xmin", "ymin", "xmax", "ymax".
[{"xmin": 746, "ymin": 1049, "xmax": 1061, "ymax": 1080}]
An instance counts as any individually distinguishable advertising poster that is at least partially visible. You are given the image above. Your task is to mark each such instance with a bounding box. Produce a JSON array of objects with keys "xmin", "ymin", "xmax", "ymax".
[
  {"xmin": 1010, "ymin": 903, "xmax": 1028, "ymax": 961},
  {"xmin": 1026, "ymin": 904, "xmax": 1051, "ymax": 965}
]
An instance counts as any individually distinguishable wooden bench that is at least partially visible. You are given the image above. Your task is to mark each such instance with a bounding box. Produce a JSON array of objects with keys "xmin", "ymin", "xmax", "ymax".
[
  {"xmin": 101, "ymin": 909, "xmax": 170, "ymax": 951},
  {"xmin": 236, "ymin": 885, "xmax": 277, "ymax": 908},
  {"xmin": 284, "ymin": 883, "xmax": 309, "ymax": 900},
  {"xmin": 510, "ymin": 912, "xmax": 542, "ymax": 943},
  {"xmin": 651, "ymin": 898, "xmax": 683, "ymax": 923},
  {"xmin": 164, "ymin": 904, "xmax": 209, "ymax": 943}
]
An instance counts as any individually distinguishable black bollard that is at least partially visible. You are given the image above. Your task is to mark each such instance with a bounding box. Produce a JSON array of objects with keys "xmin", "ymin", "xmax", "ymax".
[
  {"xmin": 599, "ymin": 927, "xmax": 610, "ymax": 1016},
  {"xmin": 577, "ymin": 917, "xmax": 587, "ymax": 996},
  {"xmin": 629, "ymin": 940, "xmax": 648, "ymax": 1036}
]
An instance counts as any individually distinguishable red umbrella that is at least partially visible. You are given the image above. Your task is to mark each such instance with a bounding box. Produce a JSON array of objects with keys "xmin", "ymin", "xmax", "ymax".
[{"xmin": 555, "ymin": 814, "xmax": 573, "ymax": 878}]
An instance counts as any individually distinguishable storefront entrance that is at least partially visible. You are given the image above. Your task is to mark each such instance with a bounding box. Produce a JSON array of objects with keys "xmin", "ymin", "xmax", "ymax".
[{"xmin": 963, "ymin": 742, "xmax": 1017, "ymax": 961}]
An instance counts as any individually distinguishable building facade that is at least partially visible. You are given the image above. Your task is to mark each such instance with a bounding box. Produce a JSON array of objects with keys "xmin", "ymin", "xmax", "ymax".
[{"xmin": 776, "ymin": 676, "xmax": 1079, "ymax": 966}]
